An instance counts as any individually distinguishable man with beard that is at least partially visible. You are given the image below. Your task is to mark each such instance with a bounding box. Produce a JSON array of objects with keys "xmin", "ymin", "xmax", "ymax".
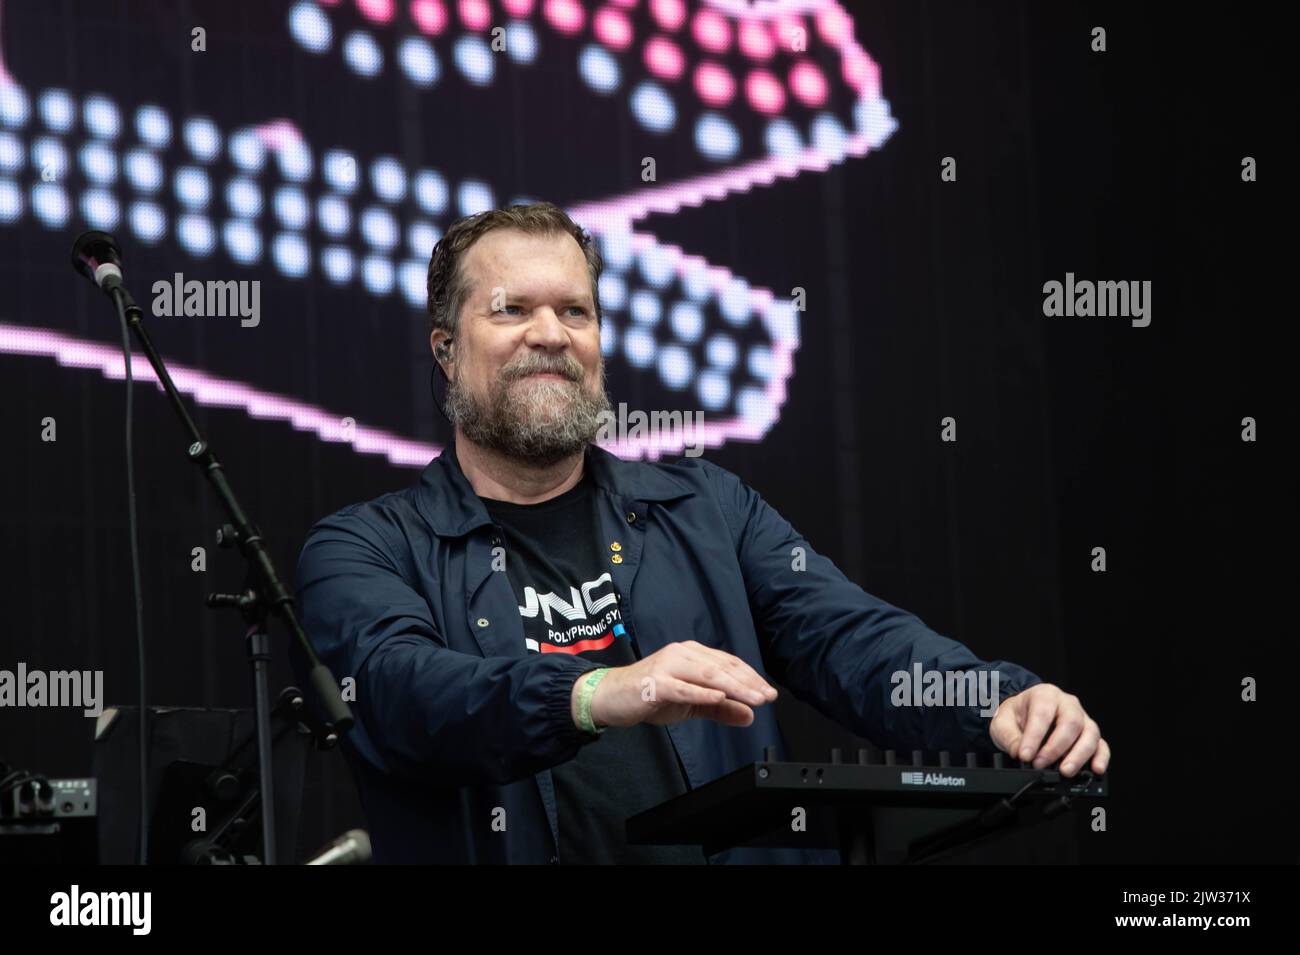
[{"xmin": 293, "ymin": 202, "xmax": 1110, "ymax": 865}]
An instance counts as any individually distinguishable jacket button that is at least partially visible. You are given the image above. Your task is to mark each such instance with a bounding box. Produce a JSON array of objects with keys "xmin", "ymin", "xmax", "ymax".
[
  {"xmin": 491, "ymin": 537, "xmax": 502, "ymax": 547},
  {"xmin": 626, "ymin": 511, "xmax": 636, "ymax": 523},
  {"xmin": 549, "ymin": 854, "xmax": 558, "ymax": 864},
  {"xmin": 476, "ymin": 617, "xmax": 490, "ymax": 628}
]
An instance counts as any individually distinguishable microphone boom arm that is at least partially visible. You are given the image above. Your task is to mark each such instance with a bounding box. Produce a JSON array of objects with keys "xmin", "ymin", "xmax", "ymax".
[{"xmin": 73, "ymin": 229, "xmax": 353, "ymax": 865}]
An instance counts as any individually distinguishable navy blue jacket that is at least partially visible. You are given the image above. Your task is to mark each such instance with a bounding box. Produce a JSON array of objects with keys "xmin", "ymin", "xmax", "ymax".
[{"xmin": 292, "ymin": 441, "xmax": 1042, "ymax": 864}]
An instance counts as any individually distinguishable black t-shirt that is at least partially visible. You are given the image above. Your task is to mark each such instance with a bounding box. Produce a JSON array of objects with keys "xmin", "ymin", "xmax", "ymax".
[{"xmin": 481, "ymin": 471, "xmax": 707, "ymax": 865}]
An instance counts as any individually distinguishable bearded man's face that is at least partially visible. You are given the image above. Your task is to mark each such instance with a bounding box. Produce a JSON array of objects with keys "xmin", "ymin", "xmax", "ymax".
[{"xmin": 434, "ymin": 228, "xmax": 610, "ymax": 466}]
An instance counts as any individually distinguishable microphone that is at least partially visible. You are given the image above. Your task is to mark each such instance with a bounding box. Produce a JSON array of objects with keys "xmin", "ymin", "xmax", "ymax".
[
  {"xmin": 305, "ymin": 829, "xmax": 372, "ymax": 866},
  {"xmin": 70, "ymin": 230, "xmax": 126, "ymax": 292}
]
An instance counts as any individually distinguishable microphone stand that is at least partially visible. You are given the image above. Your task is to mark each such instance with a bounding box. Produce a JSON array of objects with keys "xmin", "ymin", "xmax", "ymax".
[{"xmin": 99, "ymin": 278, "xmax": 353, "ymax": 865}]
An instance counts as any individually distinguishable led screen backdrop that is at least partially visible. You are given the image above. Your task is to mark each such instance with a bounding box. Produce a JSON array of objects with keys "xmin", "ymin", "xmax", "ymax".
[{"xmin": 1, "ymin": 0, "xmax": 896, "ymax": 462}]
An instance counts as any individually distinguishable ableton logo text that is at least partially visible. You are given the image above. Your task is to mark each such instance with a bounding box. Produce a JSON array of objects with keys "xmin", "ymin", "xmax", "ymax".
[{"xmin": 900, "ymin": 772, "xmax": 967, "ymax": 787}]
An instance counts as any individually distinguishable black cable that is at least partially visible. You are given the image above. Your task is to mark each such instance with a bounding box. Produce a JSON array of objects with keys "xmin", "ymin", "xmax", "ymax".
[
  {"xmin": 112, "ymin": 286, "xmax": 149, "ymax": 865},
  {"xmin": 0, "ymin": 773, "xmax": 43, "ymax": 795},
  {"xmin": 0, "ymin": 769, "xmax": 34, "ymax": 795},
  {"xmin": 1003, "ymin": 771, "xmax": 1044, "ymax": 808},
  {"xmin": 429, "ymin": 363, "xmax": 452, "ymax": 425}
]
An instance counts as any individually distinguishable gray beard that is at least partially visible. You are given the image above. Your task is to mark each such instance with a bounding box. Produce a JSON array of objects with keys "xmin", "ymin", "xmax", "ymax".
[{"xmin": 445, "ymin": 364, "xmax": 612, "ymax": 468}]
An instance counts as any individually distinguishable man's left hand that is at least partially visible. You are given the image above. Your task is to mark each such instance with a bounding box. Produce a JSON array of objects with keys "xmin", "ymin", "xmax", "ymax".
[{"xmin": 988, "ymin": 683, "xmax": 1110, "ymax": 778}]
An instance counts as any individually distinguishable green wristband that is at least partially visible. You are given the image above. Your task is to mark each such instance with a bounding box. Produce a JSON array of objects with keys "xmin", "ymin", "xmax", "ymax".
[{"xmin": 576, "ymin": 667, "xmax": 610, "ymax": 736}]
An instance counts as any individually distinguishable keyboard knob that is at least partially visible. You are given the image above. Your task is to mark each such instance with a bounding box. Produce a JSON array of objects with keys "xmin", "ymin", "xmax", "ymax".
[
  {"xmin": 993, "ymin": 753, "xmax": 1005, "ymax": 769},
  {"xmin": 939, "ymin": 751, "xmax": 951, "ymax": 767},
  {"xmin": 763, "ymin": 746, "xmax": 778, "ymax": 763},
  {"xmin": 912, "ymin": 749, "xmax": 924, "ymax": 767},
  {"xmin": 966, "ymin": 752, "xmax": 979, "ymax": 768},
  {"xmin": 830, "ymin": 747, "xmax": 842, "ymax": 764},
  {"xmin": 884, "ymin": 749, "xmax": 897, "ymax": 766},
  {"xmin": 859, "ymin": 743, "xmax": 881, "ymax": 765}
]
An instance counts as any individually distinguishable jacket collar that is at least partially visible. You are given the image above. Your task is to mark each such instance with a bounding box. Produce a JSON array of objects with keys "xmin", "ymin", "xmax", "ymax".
[{"xmin": 415, "ymin": 437, "xmax": 697, "ymax": 538}]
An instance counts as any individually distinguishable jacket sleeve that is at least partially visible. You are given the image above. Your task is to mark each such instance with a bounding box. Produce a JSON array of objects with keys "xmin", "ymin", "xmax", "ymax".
[
  {"xmin": 293, "ymin": 508, "xmax": 604, "ymax": 787},
  {"xmin": 702, "ymin": 462, "xmax": 1043, "ymax": 755}
]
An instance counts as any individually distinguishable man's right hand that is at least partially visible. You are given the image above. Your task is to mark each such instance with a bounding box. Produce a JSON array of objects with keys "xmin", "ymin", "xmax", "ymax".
[{"xmin": 572, "ymin": 640, "xmax": 778, "ymax": 730}]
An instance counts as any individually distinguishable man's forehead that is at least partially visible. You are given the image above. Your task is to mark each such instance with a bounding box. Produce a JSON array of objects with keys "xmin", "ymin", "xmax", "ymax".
[
  {"xmin": 465, "ymin": 229, "xmax": 581, "ymax": 268},
  {"xmin": 463, "ymin": 230, "xmax": 591, "ymax": 298}
]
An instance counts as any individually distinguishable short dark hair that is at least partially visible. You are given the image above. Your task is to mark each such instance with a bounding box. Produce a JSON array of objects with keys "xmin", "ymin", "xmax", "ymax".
[{"xmin": 425, "ymin": 201, "xmax": 603, "ymax": 339}]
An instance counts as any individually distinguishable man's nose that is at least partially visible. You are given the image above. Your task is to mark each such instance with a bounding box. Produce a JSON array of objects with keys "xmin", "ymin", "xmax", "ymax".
[{"xmin": 525, "ymin": 307, "xmax": 570, "ymax": 348}]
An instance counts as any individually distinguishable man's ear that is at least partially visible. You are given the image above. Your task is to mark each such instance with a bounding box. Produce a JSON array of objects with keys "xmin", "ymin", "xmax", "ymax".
[{"xmin": 430, "ymin": 330, "xmax": 453, "ymax": 375}]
